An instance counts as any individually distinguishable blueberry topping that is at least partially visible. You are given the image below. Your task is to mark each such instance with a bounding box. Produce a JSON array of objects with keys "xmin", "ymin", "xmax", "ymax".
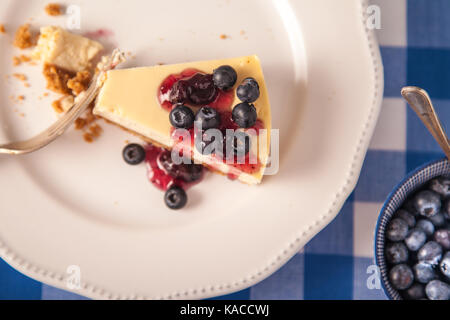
[
  {"xmin": 164, "ymin": 186, "xmax": 187, "ymax": 210},
  {"xmin": 417, "ymin": 241, "xmax": 443, "ymax": 265},
  {"xmin": 425, "ymin": 280, "xmax": 450, "ymax": 300},
  {"xmin": 413, "ymin": 190, "xmax": 441, "ymax": 218},
  {"xmin": 440, "ymin": 252, "xmax": 450, "ymax": 279},
  {"xmin": 429, "ymin": 177, "xmax": 450, "ymax": 198},
  {"xmin": 194, "ymin": 129, "xmax": 223, "ymax": 156},
  {"xmin": 413, "ymin": 262, "xmax": 436, "ymax": 284},
  {"xmin": 434, "ymin": 229, "xmax": 450, "ymax": 250},
  {"xmin": 389, "ymin": 264, "xmax": 414, "ymax": 290},
  {"xmin": 395, "ymin": 209, "xmax": 416, "ymax": 228},
  {"xmin": 237, "ymin": 77, "xmax": 260, "ymax": 103},
  {"xmin": 187, "ymin": 73, "xmax": 218, "ymax": 105},
  {"xmin": 232, "ymin": 103, "xmax": 257, "ymax": 128},
  {"xmin": 405, "ymin": 228, "xmax": 427, "ymax": 252},
  {"xmin": 416, "ymin": 219, "xmax": 435, "ymax": 237},
  {"xmin": 169, "ymin": 80, "xmax": 190, "ymax": 105},
  {"xmin": 158, "ymin": 151, "xmax": 204, "ymax": 183},
  {"xmin": 195, "ymin": 106, "xmax": 221, "ymax": 130},
  {"xmin": 213, "ymin": 65, "xmax": 237, "ymax": 91},
  {"xmin": 385, "ymin": 242, "xmax": 409, "ymax": 265},
  {"xmin": 386, "ymin": 218, "xmax": 409, "ymax": 242},
  {"xmin": 122, "ymin": 144, "xmax": 146, "ymax": 165},
  {"xmin": 169, "ymin": 105, "xmax": 195, "ymax": 129},
  {"xmin": 429, "ymin": 212, "xmax": 446, "ymax": 228}
]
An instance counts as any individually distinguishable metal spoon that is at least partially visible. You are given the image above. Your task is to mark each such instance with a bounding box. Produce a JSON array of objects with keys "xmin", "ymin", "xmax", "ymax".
[
  {"xmin": 401, "ymin": 86, "xmax": 450, "ymax": 160},
  {"xmin": 0, "ymin": 49, "xmax": 125, "ymax": 155}
]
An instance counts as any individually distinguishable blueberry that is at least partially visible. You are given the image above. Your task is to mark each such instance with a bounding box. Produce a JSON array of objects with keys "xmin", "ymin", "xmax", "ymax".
[
  {"xmin": 385, "ymin": 242, "xmax": 409, "ymax": 264},
  {"xmin": 404, "ymin": 283, "xmax": 426, "ymax": 300},
  {"xmin": 395, "ymin": 209, "xmax": 416, "ymax": 228},
  {"xmin": 237, "ymin": 78, "xmax": 260, "ymax": 103},
  {"xmin": 389, "ymin": 264, "xmax": 414, "ymax": 290},
  {"xmin": 212, "ymin": 65, "xmax": 237, "ymax": 91},
  {"xmin": 164, "ymin": 186, "xmax": 187, "ymax": 210},
  {"xmin": 413, "ymin": 190, "xmax": 441, "ymax": 218},
  {"xmin": 122, "ymin": 144, "xmax": 146, "ymax": 165},
  {"xmin": 232, "ymin": 103, "xmax": 257, "ymax": 128},
  {"xmin": 425, "ymin": 280, "xmax": 450, "ymax": 300},
  {"xmin": 440, "ymin": 251, "xmax": 450, "ymax": 279},
  {"xmin": 413, "ymin": 262, "xmax": 436, "ymax": 284},
  {"xmin": 416, "ymin": 219, "xmax": 435, "ymax": 237},
  {"xmin": 434, "ymin": 229, "xmax": 450, "ymax": 250},
  {"xmin": 429, "ymin": 177, "xmax": 450, "ymax": 198},
  {"xmin": 169, "ymin": 105, "xmax": 195, "ymax": 129},
  {"xmin": 405, "ymin": 228, "xmax": 427, "ymax": 252},
  {"xmin": 386, "ymin": 218, "xmax": 409, "ymax": 242},
  {"xmin": 417, "ymin": 241, "xmax": 443, "ymax": 265},
  {"xmin": 404, "ymin": 200, "xmax": 420, "ymax": 217},
  {"xmin": 443, "ymin": 199, "xmax": 450, "ymax": 220},
  {"xmin": 429, "ymin": 212, "xmax": 446, "ymax": 228},
  {"xmin": 169, "ymin": 80, "xmax": 190, "ymax": 104},
  {"xmin": 195, "ymin": 106, "xmax": 221, "ymax": 130},
  {"xmin": 158, "ymin": 151, "xmax": 203, "ymax": 183},
  {"xmin": 187, "ymin": 73, "xmax": 218, "ymax": 105}
]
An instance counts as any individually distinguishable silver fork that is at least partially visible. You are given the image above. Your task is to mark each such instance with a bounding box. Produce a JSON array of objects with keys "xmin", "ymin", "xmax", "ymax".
[{"xmin": 0, "ymin": 49, "xmax": 125, "ymax": 155}]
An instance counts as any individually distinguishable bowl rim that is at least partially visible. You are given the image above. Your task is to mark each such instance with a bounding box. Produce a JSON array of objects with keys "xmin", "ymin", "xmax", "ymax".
[{"xmin": 374, "ymin": 157, "xmax": 449, "ymax": 300}]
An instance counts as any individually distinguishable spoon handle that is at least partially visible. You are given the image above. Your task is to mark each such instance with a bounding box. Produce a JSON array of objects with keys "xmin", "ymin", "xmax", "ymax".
[{"xmin": 401, "ymin": 86, "xmax": 450, "ymax": 160}]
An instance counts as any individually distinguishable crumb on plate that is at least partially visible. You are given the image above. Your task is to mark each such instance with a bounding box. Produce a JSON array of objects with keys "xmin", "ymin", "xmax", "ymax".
[
  {"xmin": 12, "ymin": 73, "xmax": 27, "ymax": 81},
  {"xmin": 0, "ymin": 24, "xmax": 5, "ymax": 34},
  {"xmin": 12, "ymin": 54, "xmax": 32, "ymax": 66},
  {"xmin": 13, "ymin": 24, "xmax": 35, "ymax": 49},
  {"xmin": 45, "ymin": 3, "xmax": 63, "ymax": 16}
]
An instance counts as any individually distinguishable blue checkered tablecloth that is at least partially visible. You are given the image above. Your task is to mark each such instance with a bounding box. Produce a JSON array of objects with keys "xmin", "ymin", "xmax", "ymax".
[{"xmin": 1, "ymin": 0, "xmax": 449, "ymax": 300}]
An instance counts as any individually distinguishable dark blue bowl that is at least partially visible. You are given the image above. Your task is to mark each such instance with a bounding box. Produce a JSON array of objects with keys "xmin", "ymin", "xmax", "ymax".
[{"xmin": 374, "ymin": 158, "xmax": 450, "ymax": 300}]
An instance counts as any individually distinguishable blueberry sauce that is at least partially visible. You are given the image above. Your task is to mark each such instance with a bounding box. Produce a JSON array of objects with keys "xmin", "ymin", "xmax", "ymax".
[{"xmin": 145, "ymin": 144, "xmax": 204, "ymax": 191}]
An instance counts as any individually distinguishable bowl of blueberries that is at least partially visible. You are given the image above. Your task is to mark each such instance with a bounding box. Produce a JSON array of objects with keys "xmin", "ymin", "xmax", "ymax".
[{"xmin": 375, "ymin": 158, "xmax": 450, "ymax": 300}]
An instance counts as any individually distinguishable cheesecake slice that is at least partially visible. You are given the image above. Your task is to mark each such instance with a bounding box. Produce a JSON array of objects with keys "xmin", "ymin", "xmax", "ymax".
[
  {"xmin": 94, "ymin": 56, "xmax": 272, "ymax": 185},
  {"xmin": 32, "ymin": 26, "xmax": 103, "ymax": 73}
]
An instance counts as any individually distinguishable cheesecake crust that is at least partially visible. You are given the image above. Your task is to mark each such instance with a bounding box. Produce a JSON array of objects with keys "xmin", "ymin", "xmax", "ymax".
[{"xmin": 43, "ymin": 63, "xmax": 74, "ymax": 94}]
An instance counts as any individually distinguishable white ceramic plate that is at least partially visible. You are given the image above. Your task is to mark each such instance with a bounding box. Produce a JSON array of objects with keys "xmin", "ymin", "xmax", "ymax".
[{"xmin": 0, "ymin": 0, "xmax": 383, "ymax": 299}]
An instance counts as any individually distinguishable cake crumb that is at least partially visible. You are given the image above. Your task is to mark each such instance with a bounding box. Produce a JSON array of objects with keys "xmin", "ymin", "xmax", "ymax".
[
  {"xmin": 12, "ymin": 55, "xmax": 32, "ymax": 66},
  {"xmin": 13, "ymin": 73, "xmax": 27, "ymax": 81},
  {"xmin": 45, "ymin": 3, "xmax": 63, "ymax": 16},
  {"xmin": 17, "ymin": 95, "xmax": 25, "ymax": 101},
  {"xmin": 83, "ymin": 132, "xmax": 94, "ymax": 143},
  {"xmin": 89, "ymin": 124, "xmax": 103, "ymax": 138},
  {"xmin": 51, "ymin": 95, "xmax": 74, "ymax": 114},
  {"xmin": 13, "ymin": 24, "xmax": 35, "ymax": 49},
  {"xmin": 74, "ymin": 118, "xmax": 87, "ymax": 130},
  {"xmin": 0, "ymin": 24, "xmax": 5, "ymax": 34},
  {"xmin": 43, "ymin": 63, "xmax": 74, "ymax": 95},
  {"xmin": 51, "ymin": 99, "xmax": 64, "ymax": 113},
  {"xmin": 220, "ymin": 34, "xmax": 229, "ymax": 40},
  {"xmin": 67, "ymin": 70, "xmax": 92, "ymax": 95},
  {"xmin": 240, "ymin": 30, "xmax": 246, "ymax": 35}
]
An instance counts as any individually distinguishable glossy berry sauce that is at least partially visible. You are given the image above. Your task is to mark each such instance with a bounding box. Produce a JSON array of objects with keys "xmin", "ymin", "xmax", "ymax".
[
  {"xmin": 158, "ymin": 69, "xmax": 235, "ymax": 112},
  {"xmin": 159, "ymin": 69, "xmax": 266, "ymax": 181},
  {"xmin": 145, "ymin": 144, "xmax": 204, "ymax": 191}
]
